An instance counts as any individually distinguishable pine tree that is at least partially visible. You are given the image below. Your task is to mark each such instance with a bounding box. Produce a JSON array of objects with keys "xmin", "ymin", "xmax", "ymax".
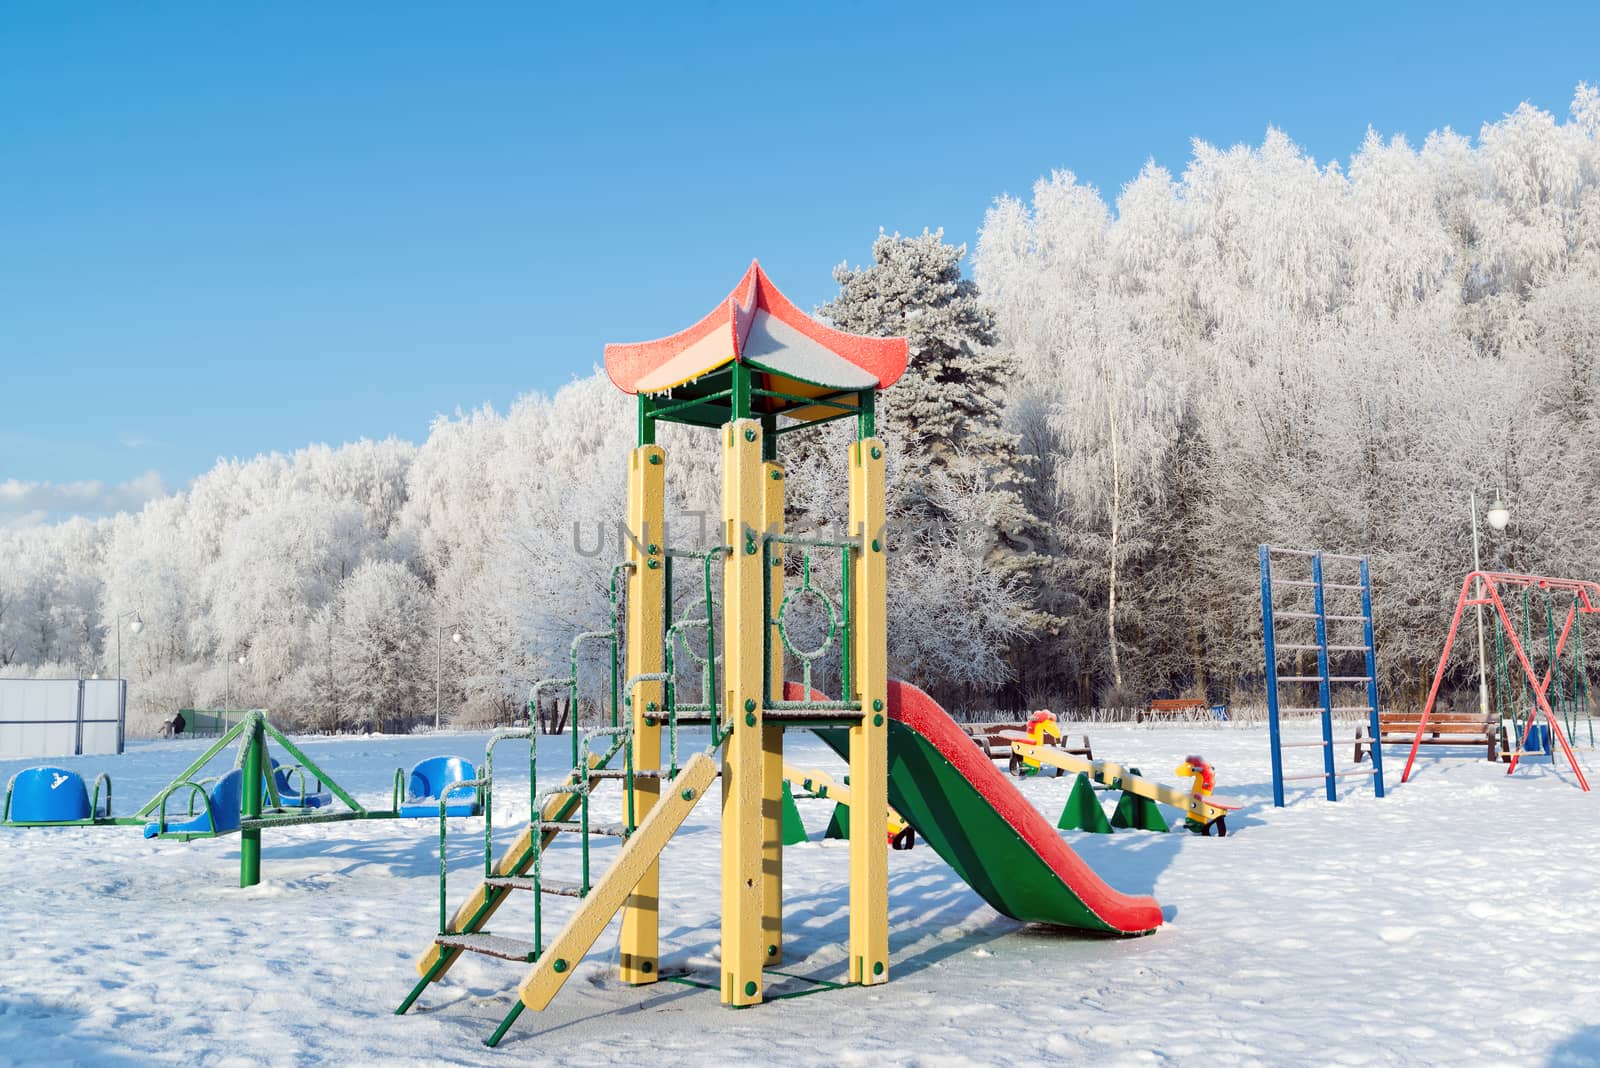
[{"xmin": 820, "ymin": 229, "xmax": 1054, "ymax": 686}]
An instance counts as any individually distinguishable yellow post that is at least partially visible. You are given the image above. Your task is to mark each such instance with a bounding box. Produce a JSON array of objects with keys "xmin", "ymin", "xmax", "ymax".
[
  {"xmin": 720, "ymin": 418, "xmax": 765, "ymax": 1006},
  {"xmin": 847, "ymin": 435, "xmax": 889, "ymax": 986},
  {"xmin": 619, "ymin": 442, "xmax": 665, "ymax": 985},
  {"xmin": 761, "ymin": 457, "xmax": 785, "ymax": 965}
]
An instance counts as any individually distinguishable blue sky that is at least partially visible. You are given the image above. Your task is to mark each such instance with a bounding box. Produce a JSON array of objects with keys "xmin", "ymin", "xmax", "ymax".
[{"xmin": 2, "ymin": 1, "xmax": 1597, "ymax": 523}]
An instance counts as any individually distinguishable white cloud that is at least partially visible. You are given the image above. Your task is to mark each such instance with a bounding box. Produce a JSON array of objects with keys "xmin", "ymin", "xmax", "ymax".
[{"xmin": 0, "ymin": 470, "xmax": 169, "ymax": 527}]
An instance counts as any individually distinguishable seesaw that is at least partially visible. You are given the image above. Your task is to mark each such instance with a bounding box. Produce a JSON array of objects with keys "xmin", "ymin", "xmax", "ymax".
[
  {"xmin": 782, "ymin": 763, "xmax": 915, "ymax": 849},
  {"xmin": 1005, "ymin": 712, "xmax": 1240, "ymax": 835}
]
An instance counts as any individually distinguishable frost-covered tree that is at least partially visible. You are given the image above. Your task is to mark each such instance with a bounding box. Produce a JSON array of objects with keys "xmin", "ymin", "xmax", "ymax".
[{"xmin": 332, "ymin": 559, "xmax": 430, "ymax": 732}]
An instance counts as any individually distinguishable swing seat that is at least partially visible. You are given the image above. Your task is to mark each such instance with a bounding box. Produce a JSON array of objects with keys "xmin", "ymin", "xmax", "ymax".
[
  {"xmin": 398, "ymin": 757, "xmax": 480, "ymax": 818},
  {"xmin": 268, "ymin": 758, "xmax": 332, "ymax": 809},
  {"xmin": 143, "ymin": 769, "xmax": 244, "ymax": 839},
  {"xmin": 4, "ymin": 767, "xmax": 108, "ymax": 823}
]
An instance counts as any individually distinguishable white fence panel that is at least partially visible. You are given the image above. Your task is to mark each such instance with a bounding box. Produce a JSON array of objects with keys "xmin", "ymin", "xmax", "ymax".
[{"xmin": 0, "ymin": 679, "xmax": 126, "ymax": 758}]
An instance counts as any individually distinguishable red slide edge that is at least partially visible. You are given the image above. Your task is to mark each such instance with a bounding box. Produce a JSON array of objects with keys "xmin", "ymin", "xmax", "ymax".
[{"xmin": 888, "ymin": 678, "xmax": 1165, "ymax": 934}]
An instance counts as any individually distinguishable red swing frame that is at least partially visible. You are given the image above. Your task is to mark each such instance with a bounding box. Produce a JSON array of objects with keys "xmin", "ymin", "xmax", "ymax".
[{"xmin": 1401, "ymin": 571, "xmax": 1596, "ymax": 792}]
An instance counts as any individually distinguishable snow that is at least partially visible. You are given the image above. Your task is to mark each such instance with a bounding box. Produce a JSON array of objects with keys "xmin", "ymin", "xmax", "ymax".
[{"xmin": 3, "ymin": 722, "xmax": 1598, "ymax": 1066}]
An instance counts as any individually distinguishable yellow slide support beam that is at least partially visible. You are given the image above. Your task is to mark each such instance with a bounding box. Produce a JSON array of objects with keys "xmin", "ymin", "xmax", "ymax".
[
  {"xmin": 414, "ymin": 758, "xmax": 599, "ymax": 981},
  {"xmin": 1011, "ymin": 742, "xmax": 1232, "ymax": 827},
  {"xmin": 518, "ymin": 752, "xmax": 719, "ymax": 1011},
  {"xmin": 761, "ymin": 456, "xmax": 786, "ymax": 966},
  {"xmin": 847, "ymin": 437, "xmax": 889, "ymax": 986},
  {"xmin": 720, "ymin": 417, "xmax": 765, "ymax": 1006},
  {"xmin": 620, "ymin": 442, "xmax": 666, "ymax": 985}
]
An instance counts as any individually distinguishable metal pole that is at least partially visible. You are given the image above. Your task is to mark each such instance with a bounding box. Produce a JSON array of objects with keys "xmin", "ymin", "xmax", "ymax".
[
  {"xmin": 1471, "ymin": 489, "xmax": 1491, "ymax": 717},
  {"xmin": 435, "ymin": 625, "xmax": 443, "ymax": 731},
  {"xmin": 240, "ymin": 713, "xmax": 263, "ymax": 886}
]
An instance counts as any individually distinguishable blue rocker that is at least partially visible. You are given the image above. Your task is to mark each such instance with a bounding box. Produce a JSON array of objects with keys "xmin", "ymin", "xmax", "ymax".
[
  {"xmin": 397, "ymin": 756, "xmax": 480, "ymax": 818},
  {"xmin": 4, "ymin": 766, "xmax": 113, "ymax": 825},
  {"xmin": 268, "ymin": 758, "xmax": 332, "ymax": 809},
  {"xmin": 143, "ymin": 768, "xmax": 244, "ymax": 839}
]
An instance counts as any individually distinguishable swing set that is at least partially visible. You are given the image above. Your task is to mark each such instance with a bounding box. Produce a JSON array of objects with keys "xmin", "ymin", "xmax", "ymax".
[{"xmin": 1401, "ymin": 571, "xmax": 1598, "ymax": 791}]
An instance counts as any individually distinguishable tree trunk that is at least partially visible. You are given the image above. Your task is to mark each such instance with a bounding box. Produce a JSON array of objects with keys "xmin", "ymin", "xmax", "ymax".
[{"xmin": 1106, "ymin": 390, "xmax": 1124, "ymax": 691}]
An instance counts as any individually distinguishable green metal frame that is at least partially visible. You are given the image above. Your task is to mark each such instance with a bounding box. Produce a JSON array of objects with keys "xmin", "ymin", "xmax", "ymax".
[{"xmin": 764, "ymin": 533, "xmax": 860, "ymax": 712}]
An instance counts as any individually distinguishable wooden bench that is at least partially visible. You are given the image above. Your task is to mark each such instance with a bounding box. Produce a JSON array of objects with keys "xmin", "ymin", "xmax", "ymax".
[
  {"xmin": 1353, "ymin": 713, "xmax": 1497, "ymax": 763},
  {"xmin": 1139, "ymin": 699, "xmax": 1212, "ymax": 724},
  {"xmin": 963, "ymin": 722, "xmax": 1092, "ymax": 762}
]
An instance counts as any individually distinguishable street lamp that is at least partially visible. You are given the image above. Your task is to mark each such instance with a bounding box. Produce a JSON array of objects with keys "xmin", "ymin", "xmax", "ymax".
[
  {"xmin": 436, "ymin": 622, "xmax": 464, "ymax": 730},
  {"xmin": 1470, "ymin": 488, "xmax": 1511, "ymax": 716},
  {"xmin": 226, "ymin": 651, "xmax": 246, "ymax": 710},
  {"xmin": 115, "ymin": 610, "xmax": 144, "ymax": 683}
]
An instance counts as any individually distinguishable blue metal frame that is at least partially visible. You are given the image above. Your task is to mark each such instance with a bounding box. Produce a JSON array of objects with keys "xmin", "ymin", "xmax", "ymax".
[
  {"xmin": 1260, "ymin": 544, "xmax": 1286, "ymax": 807},
  {"xmin": 1260, "ymin": 544, "xmax": 1386, "ymax": 807},
  {"xmin": 1311, "ymin": 553, "xmax": 1337, "ymax": 802},
  {"xmin": 1359, "ymin": 558, "xmax": 1386, "ymax": 798}
]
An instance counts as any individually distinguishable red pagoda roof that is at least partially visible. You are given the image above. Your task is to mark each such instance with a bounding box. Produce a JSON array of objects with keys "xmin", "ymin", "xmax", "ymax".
[{"xmin": 604, "ymin": 261, "xmax": 908, "ymax": 398}]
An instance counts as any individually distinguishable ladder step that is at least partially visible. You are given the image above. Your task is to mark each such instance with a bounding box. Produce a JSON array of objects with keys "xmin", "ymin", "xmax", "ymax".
[
  {"xmin": 539, "ymin": 880, "xmax": 587, "ymax": 898},
  {"xmin": 1273, "ymin": 611, "xmax": 1321, "ymax": 620},
  {"xmin": 1273, "ymin": 579, "xmax": 1321, "ymax": 588},
  {"xmin": 435, "ymin": 933, "xmax": 538, "ymax": 962},
  {"xmin": 1326, "ymin": 676, "xmax": 1373, "ymax": 683},
  {"xmin": 1324, "ymin": 614, "xmax": 1367, "ymax": 622},
  {"xmin": 590, "ymin": 769, "xmax": 662, "ymax": 780},
  {"xmin": 541, "ymin": 820, "xmax": 628, "ymax": 837},
  {"xmin": 1276, "ymin": 676, "xmax": 1325, "ymax": 683},
  {"xmin": 484, "ymin": 875, "xmax": 540, "ymax": 892}
]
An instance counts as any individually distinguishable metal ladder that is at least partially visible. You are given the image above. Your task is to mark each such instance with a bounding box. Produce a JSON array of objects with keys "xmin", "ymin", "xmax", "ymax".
[
  {"xmin": 1259, "ymin": 545, "xmax": 1386, "ymax": 806},
  {"xmin": 397, "ymin": 549, "xmax": 729, "ymax": 1047}
]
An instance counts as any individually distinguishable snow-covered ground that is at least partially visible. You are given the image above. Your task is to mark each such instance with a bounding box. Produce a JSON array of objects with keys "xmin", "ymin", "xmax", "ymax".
[{"xmin": 2, "ymin": 721, "xmax": 1597, "ymax": 1067}]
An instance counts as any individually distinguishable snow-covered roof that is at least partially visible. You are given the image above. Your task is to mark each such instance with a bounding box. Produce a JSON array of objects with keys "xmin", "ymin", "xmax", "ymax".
[{"xmin": 603, "ymin": 261, "xmax": 908, "ymax": 402}]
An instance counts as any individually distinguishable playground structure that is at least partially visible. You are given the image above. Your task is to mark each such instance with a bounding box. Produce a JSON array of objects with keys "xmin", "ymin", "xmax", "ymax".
[
  {"xmin": 1007, "ymin": 712, "xmax": 1238, "ymax": 835},
  {"xmin": 1258, "ymin": 545, "xmax": 1386, "ymax": 806},
  {"xmin": 1401, "ymin": 571, "xmax": 1596, "ymax": 792},
  {"xmin": 394, "ymin": 262, "xmax": 1164, "ymax": 1047},
  {"xmin": 1, "ymin": 708, "xmax": 489, "ymax": 886}
]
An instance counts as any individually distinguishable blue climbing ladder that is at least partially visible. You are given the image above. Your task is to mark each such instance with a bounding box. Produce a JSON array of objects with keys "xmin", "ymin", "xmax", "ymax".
[{"xmin": 1259, "ymin": 545, "xmax": 1385, "ymax": 806}]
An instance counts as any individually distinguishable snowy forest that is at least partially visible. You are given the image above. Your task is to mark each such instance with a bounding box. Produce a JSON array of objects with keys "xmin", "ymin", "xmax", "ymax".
[{"xmin": 5, "ymin": 88, "xmax": 1600, "ymax": 734}]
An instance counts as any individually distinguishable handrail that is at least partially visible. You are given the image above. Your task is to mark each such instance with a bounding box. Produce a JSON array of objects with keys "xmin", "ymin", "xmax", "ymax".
[
  {"xmin": 150, "ymin": 780, "xmax": 219, "ymax": 838},
  {"xmin": 482, "ymin": 728, "xmax": 535, "ymax": 880},
  {"xmin": 439, "ymin": 777, "xmax": 488, "ymax": 935},
  {"xmin": 90, "ymin": 772, "xmax": 113, "ymax": 820}
]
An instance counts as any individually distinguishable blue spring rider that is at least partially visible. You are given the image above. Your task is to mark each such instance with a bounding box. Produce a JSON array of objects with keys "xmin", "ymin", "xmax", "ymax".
[
  {"xmin": 399, "ymin": 756, "xmax": 480, "ymax": 818},
  {"xmin": 5, "ymin": 767, "xmax": 111, "ymax": 823}
]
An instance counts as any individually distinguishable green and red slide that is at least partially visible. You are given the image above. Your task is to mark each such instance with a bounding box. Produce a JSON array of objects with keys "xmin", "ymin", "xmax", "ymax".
[{"xmin": 818, "ymin": 679, "xmax": 1163, "ymax": 936}]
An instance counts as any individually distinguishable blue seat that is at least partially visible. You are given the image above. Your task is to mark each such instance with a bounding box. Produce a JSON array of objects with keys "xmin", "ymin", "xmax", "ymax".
[
  {"xmin": 144, "ymin": 769, "xmax": 244, "ymax": 838},
  {"xmin": 5, "ymin": 766, "xmax": 101, "ymax": 823},
  {"xmin": 399, "ymin": 756, "xmax": 480, "ymax": 818},
  {"xmin": 268, "ymin": 758, "xmax": 331, "ymax": 809}
]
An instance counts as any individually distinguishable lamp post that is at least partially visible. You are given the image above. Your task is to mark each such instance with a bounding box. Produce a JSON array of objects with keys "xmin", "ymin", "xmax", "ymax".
[
  {"xmin": 436, "ymin": 623, "xmax": 463, "ymax": 730},
  {"xmin": 226, "ymin": 651, "xmax": 246, "ymax": 711},
  {"xmin": 115, "ymin": 610, "xmax": 144, "ymax": 682},
  {"xmin": 1470, "ymin": 489, "xmax": 1512, "ymax": 716}
]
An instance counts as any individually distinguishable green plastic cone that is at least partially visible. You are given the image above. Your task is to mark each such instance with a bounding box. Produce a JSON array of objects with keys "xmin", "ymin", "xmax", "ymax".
[
  {"xmin": 780, "ymin": 780, "xmax": 809, "ymax": 845},
  {"xmin": 1110, "ymin": 769, "xmax": 1171, "ymax": 833},
  {"xmin": 823, "ymin": 801, "xmax": 850, "ymax": 840},
  {"xmin": 1057, "ymin": 772, "xmax": 1112, "ymax": 833}
]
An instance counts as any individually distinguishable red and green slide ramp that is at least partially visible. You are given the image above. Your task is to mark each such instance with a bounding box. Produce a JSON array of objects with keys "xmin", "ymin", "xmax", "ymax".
[{"xmin": 818, "ymin": 679, "xmax": 1162, "ymax": 936}]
